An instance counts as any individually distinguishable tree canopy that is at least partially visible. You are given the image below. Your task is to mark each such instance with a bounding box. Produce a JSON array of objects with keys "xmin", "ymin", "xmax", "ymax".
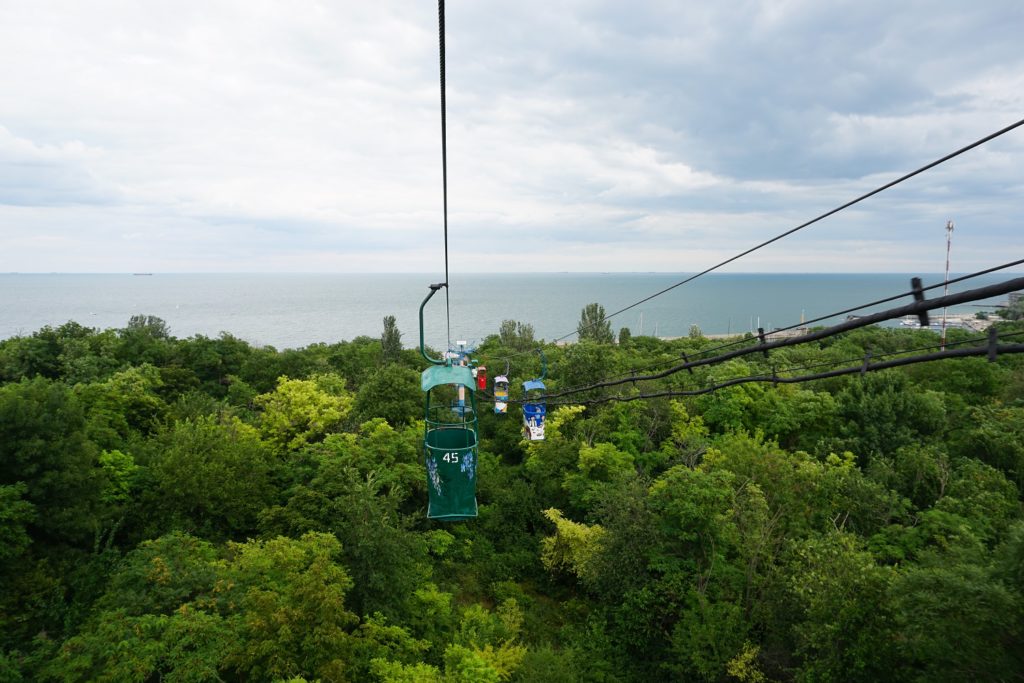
[{"xmin": 2, "ymin": 312, "xmax": 1023, "ymax": 680}]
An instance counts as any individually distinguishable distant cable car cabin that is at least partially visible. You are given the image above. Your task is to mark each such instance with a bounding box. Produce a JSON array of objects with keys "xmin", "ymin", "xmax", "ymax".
[
  {"xmin": 418, "ymin": 283, "xmax": 478, "ymax": 521},
  {"xmin": 522, "ymin": 379, "xmax": 546, "ymax": 440},
  {"xmin": 522, "ymin": 350, "xmax": 547, "ymax": 441},
  {"xmin": 493, "ymin": 374, "xmax": 509, "ymax": 414}
]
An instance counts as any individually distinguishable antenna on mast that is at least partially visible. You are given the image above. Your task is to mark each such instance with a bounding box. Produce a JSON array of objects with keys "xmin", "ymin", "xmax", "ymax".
[{"xmin": 941, "ymin": 220, "xmax": 954, "ymax": 350}]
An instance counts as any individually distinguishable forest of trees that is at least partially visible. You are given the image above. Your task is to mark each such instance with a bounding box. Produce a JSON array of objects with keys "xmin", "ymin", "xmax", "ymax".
[{"xmin": 2, "ymin": 310, "xmax": 1023, "ymax": 681}]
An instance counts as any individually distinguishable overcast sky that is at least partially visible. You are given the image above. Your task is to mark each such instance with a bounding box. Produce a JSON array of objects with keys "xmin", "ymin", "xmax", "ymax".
[{"xmin": 1, "ymin": 0, "xmax": 1022, "ymax": 273}]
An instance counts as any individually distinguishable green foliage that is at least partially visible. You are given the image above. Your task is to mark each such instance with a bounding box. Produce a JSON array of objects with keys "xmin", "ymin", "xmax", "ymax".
[
  {"xmin": 498, "ymin": 320, "xmax": 536, "ymax": 352},
  {"xmin": 784, "ymin": 533, "xmax": 897, "ymax": 681},
  {"xmin": 76, "ymin": 364, "xmax": 168, "ymax": 449},
  {"xmin": 557, "ymin": 342, "xmax": 611, "ymax": 399},
  {"xmin": 3, "ymin": 317, "xmax": 1024, "ymax": 681},
  {"xmin": 563, "ymin": 443, "xmax": 636, "ymax": 510},
  {"xmin": 0, "ymin": 483, "xmax": 35, "ymax": 562},
  {"xmin": 834, "ymin": 371, "xmax": 946, "ymax": 461},
  {"xmin": 577, "ymin": 303, "xmax": 614, "ymax": 344},
  {"xmin": 256, "ymin": 374, "xmax": 353, "ymax": 451},
  {"xmin": 0, "ymin": 377, "xmax": 105, "ymax": 544},
  {"xmin": 891, "ymin": 563, "xmax": 1021, "ymax": 680},
  {"xmin": 48, "ymin": 532, "xmax": 358, "ymax": 682},
  {"xmin": 952, "ymin": 405, "xmax": 1024, "ymax": 487},
  {"xmin": 383, "ymin": 315, "xmax": 404, "ymax": 364},
  {"xmin": 540, "ymin": 509, "xmax": 606, "ymax": 585},
  {"xmin": 137, "ymin": 415, "xmax": 276, "ymax": 538},
  {"xmin": 355, "ymin": 364, "xmax": 422, "ymax": 426},
  {"xmin": 998, "ymin": 297, "xmax": 1024, "ymax": 320}
]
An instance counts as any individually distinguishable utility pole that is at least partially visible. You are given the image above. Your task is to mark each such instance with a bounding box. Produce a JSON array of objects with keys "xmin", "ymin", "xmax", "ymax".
[{"xmin": 941, "ymin": 220, "xmax": 954, "ymax": 350}]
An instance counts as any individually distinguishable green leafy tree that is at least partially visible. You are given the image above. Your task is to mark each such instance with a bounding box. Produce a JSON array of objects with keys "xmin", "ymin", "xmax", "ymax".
[
  {"xmin": 49, "ymin": 532, "xmax": 359, "ymax": 682},
  {"xmin": 116, "ymin": 314, "xmax": 173, "ymax": 366},
  {"xmin": 576, "ymin": 303, "xmax": 613, "ymax": 344},
  {"xmin": 171, "ymin": 332, "xmax": 254, "ymax": 397},
  {"xmin": 354, "ymin": 364, "xmax": 422, "ymax": 426},
  {"xmin": 563, "ymin": 443, "xmax": 636, "ymax": 510},
  {"xmin": 784, "ymin": 532, "xmax": 897, "ymax": 681},
  {"xmin": 256, "ymin": 374, "xmax": 353, "ymax": 452},
  {"xmin": 834, "ymin": 371, "xmax": 946, "ymax": 462},
  {"xmin": 557, "ymin": 342, "xmax": 611, "ymax": 401},
  {"xmin": 0, "ymin": 483, "xmax": 35, "ymax": 563},
  {"xmin": 998, "ymin": 297, "xmax": 1024, "ymax": 320},
  {"xmin": 890, "ymin": 563, "xmax": 1020, "ymax": 680},
  {"xmin": 382, "ymin": 315, "xmax": 404, "ymax": 364},
  {"xmin": 498, "ymin": 320, "xmax": 535, "ymax": 352},
  {"xmin": 138, "ymin": 415, "xmax": 276, "ymax": 538},
  {"xmin": 0, "ymin": 378, "xmax": 104, "ymax": 545},
  {"xmin": 75, "ymin": 364, "xmax": 168, "ymax": 450}
]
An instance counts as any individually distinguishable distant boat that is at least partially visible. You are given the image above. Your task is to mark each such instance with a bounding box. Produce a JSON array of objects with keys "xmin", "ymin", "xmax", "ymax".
[{"xmin": 132, "ymin": 273, "xmax": 153, "ymax": 276}]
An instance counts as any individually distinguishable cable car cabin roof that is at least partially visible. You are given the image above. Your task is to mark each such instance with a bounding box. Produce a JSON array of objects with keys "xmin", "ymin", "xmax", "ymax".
[
  {"xmin": 494, "ymin": 375, "xmax": 508, "ymax": 383},
  {"xmin": 522, "ymin": 379, "xmax": 546, "ymax": 392},
  {"xmin": 422, "ymin": 364, "xmax": 476, "ymax": 392}
]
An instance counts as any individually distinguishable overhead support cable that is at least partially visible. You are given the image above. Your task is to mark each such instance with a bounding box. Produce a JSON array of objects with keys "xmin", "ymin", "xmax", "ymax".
[
  {"xmin": 542, "ymin": 275, "xmax": 1024, "ymax": 399},
  {"xmin": 543, "ymin": 341, "xmax": 1024, "ymax": 406},
  {"xmin": 438, "ymin": 0, "xmax": 452, "ymax": 351},
  {"xmin": 481, "ymin": 256, "xmax": 1024, "ymax": 396},
  {"xmin": 600, "ymin": 257, "xmax": 1024, "ymax": 381},
  {"xmin": 482, "ymin": 329, "xmax": 1024, "ymax": 406},
  {"xmin": 560, "ymin": 116, "xmax": 1024, "ymax": 344}
]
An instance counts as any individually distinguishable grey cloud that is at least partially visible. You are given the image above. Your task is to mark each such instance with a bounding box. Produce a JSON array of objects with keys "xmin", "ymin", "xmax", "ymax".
[
  {"xmin": 0, "ymin": 1, "xmax": 1021, "ymax": 273},
  {"xmin": 0, "ymin": 127, "xmax": 120, "ymax": 206}
]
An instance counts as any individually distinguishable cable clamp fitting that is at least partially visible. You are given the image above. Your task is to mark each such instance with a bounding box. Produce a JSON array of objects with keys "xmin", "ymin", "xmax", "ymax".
[
  {"xmin": 757, "ymin": 327, "xmax": 769, "ymax": 358},
  {"xmin": 910, "ymin": 277, "xmax": 930, "ymax": 327}
]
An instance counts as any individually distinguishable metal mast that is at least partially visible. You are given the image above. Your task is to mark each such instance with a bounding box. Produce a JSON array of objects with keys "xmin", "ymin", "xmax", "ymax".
[{"xmin": 941, "ymin": 220, "xmax": 954, "ymax": 349}]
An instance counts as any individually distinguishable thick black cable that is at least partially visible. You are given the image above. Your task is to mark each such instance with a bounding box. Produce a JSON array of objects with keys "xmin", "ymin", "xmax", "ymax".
[
  {"xmin": 438, "ymin": 0, "xmax": 451, "ymax": 351},
  {"xmin": 758, "ymin": 329, "xmax": 1024, "ymax": 377},
  {"xmin": 559, "ymin": 117, "xmax": 1024, "ymax": 344},
  {"xmin": 541, "ymin": 343, "xmax": 1024, "ymax": 406},
  {"xmin": 477, "ymin": 329, "xmax": 1024, "ymax": 406},
  {"xmin": 761, "ymin": 257, "xmax": 1024, "ymax": 338},
  {"xmin": 542, "ymin": 276, "xmax": 1024, "ymax": 399},
  {"xmin": 556, "ymin": 257, "xmax": 1024, "ymax": 388}
]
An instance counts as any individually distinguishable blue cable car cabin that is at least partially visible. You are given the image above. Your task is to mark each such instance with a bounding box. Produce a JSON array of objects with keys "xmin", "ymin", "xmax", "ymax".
[
  {"xmin": 522, "ymin": 378, "xmax": 546, "ymax": 441},
  {"xmin": 493, "ymin": 374, "xmax": 509, "ymax": 414}
]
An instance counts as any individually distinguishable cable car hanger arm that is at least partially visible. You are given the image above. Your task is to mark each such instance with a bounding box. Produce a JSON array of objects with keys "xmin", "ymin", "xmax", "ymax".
[{"xmin": 419, "ymin": 282, "xmax": 449, "ymax": 366}]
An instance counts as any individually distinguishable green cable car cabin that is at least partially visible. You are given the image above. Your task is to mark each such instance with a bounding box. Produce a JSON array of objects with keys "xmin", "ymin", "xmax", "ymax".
[{"xmin": 419, "ymin": 283, "xmax": 479, "ymax": 521}]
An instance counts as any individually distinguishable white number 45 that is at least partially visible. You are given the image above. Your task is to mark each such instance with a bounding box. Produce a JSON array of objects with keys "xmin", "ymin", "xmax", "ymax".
[{"xmin": 442, "ymin": 453, "xmax": 460, "ymax": 463}]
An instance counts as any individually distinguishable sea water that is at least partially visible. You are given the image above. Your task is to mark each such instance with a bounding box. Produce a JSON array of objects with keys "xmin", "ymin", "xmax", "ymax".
[{"xmin": 0, "ymin": 272, "xmax": 1015, "ymax": 350}]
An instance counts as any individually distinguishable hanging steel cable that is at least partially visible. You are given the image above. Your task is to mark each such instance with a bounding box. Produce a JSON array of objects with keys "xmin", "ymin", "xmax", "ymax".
[
  {"xmin": 748, "ymin": 329, "xmax": 1024, "ymax": 378},
  {"xmin": 507, "ymin": 261, "xmax": 1024, "ymax": 401},
  {"xmin": 554, "ymin": 117, "xmax": 1024, "ymax": 344},
  {"xmin": 438, "ymin": 0, "xmax": 452, "ymax": 352},
  {"xmin": 593, "ymin": 257, "xmax": 1024, "ymax": 383},
  {"xmin": 539, "ymin": 275, "xmax": 1024, "ymax": 399},
  {"xmin": 476, "ymin": 328, "xmax": 1024, "ymax": 407},
  {"xmin": 544, "ymin": 341, "xmax": 1024, "ymax": 406}
]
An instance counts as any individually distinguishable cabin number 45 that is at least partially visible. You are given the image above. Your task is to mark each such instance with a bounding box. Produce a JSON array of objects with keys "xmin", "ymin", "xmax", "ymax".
[{"xmin": 442, "ymin": 452, "xmax": 460, "ymax": 464}]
